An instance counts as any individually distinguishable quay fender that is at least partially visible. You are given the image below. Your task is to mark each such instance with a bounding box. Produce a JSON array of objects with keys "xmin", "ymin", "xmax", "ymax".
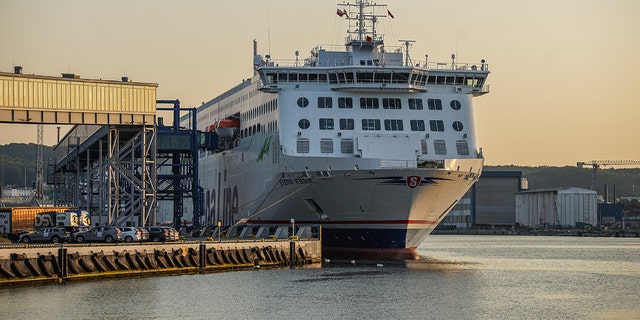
[
  {"xmin": 171, "ymin": 249, "xmax": 184, "ymax": 268},
  {"xmin": 274, "ymin": 249, "xmax": 282, "ymax": 262},
  {"xmin": 220, "ymin": 250, "xmax": 231, "ymax": 264},
  {"xmin": 91, "ymin": 252, "xmax": 108, "ymax": 273},
  {"xmin": 102, "ymin": 255, "xmax": 118, "ymax": 271},
  {"xmin": 10, "ymin": 262, "xmax": 29, "ymax": 278},
  {"xmin": 37, "ymin": 254, "xmax": 54, "ymax": 278},
  {"xmin": 0, "ymin": 263, "xmax": 16, "ymax": 279},
  {"xmin": 266, "ymin": 248, "xmax": 277, "ymax": 263},
  {"xmin": 124, "ymin": 251, "xmax": 139, "ymax": 270},
  {"xmin": 142, "ymin": 250, "xmax": 157, "ymax": 269},
  {"xmin": 67, "ymin": 252, "xmax": 81, "ymax": 274},
  {"xmin": 254, "ymin": 247, "xmax": 265, "ymax": 261},
  {"xmin": 78, "ymin": 257, "xmax": 96, "ymax": 273},
  {"xmin": 227, "ymin": 251, "xmax": 239, "ymax": 265},
  {"xmin": 234, "ymin": 250, "xmax": 244, "ymax": 264},
  {"xmin": 205, "ymin": 249, "xmax": 217, "ymax": 266},
  {"xmin": 24, "ymin": 257, "xmax": 42, "ymax": 277},
  {"xmin": 161, "ymin": 250, "xmax": 175, "ymax": 268},
  {"xmin": 187, "ymin": 247, "xmax": 199, "ymax": 267},
  {"xmin": 135, "ymin": 251, "xmax": 149, "ymax": 270},
  {"xmin": 113, "ymin": 252, "xmax": 130, "ymax": 271},
  {"xmin": 212, "ymin": 250, "xmax": 224, "ymax": 265},
  {"xmin": 154, "ymin": 250, "xmax": 167, "ymax": 269},
  {"xmin": 242, "ymin": 249, "xmax": 253, "ymax": 264},
  {"xmin": 297, "ymin": 247, "xmax": 307, "ymax": 260},
  {"xmin": 280, "ymin": 249, "xmax": 288, "ymax": 262},
  {"xmin": 261, "ymin": 248, "xmax": 272, "ymax": 262}
]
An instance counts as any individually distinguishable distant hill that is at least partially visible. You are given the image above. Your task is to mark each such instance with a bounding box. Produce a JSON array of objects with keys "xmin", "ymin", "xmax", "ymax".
[
  {"xmin": 0, "ymin": 143, "xmax": 54, "ymax": 187},
  {"xmin": 1, "ymin": 143, "xmax": 639, "ymax": 198},
  {"xmin": 485, "ymin": 165, "xmax": 640, "ymax": 198}
]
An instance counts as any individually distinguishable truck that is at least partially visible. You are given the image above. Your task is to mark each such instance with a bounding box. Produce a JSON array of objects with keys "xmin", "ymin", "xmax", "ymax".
[
  {"xmin": 0, "ymin": 207, "xmax": 75, "ymax": 241},
  {"xmin": 55, "ymin": 209, "xmax": 91, "ymax": 228}
]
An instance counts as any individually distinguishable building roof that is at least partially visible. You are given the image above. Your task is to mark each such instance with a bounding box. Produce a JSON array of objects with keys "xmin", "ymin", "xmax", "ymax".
[{"xmin": 517, "ymin": 187, "xmax": 596, "ymax": 195}]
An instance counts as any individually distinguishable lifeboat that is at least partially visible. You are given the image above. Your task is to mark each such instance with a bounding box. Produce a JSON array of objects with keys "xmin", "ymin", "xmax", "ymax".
[{"xmin": 211, "ymin": 117, "xmax": 240, "ymax": 139}]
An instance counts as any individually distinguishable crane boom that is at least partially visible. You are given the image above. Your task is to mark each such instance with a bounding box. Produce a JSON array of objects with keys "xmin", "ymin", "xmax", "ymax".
[{"xmin": 577, "ymin": 160, "xmax": 640, "ymax": 169}]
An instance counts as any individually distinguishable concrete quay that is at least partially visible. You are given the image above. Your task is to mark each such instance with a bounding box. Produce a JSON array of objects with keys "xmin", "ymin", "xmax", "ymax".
[{"xmin": 0, "ymin": 239, "xmax": 321, "ymax": 287}]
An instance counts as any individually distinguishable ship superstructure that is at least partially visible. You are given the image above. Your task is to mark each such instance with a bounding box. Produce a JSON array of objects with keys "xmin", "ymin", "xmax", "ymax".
[{"xmin": 190, "ymin": 0, "xmax": 490, "ymax": 259}]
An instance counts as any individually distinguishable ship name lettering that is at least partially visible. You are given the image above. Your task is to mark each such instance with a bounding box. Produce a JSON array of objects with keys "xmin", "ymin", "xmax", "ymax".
[{"xmin": 279, "ymin": 178, "xmax": 312, "ymax": 186}]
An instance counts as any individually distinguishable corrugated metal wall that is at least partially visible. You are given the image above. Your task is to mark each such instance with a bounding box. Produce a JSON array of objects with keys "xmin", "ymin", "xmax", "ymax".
[{"xmin": 0, "ymin": 72, "xmax": 157, "ymax": 125}]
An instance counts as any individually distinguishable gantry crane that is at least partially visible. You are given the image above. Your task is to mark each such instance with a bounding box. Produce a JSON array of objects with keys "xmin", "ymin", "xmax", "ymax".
[{"xmin": 577, "ymin": 160, "xmax": 640, "ymax": 201}]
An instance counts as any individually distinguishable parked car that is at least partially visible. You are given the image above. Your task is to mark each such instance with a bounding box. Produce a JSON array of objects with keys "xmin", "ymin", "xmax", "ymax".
[
  {"xmin": 137, "ymin": 227, "xmax": 149, "ymax": 241},
  {"xmin": 73, "ymin": 226, "xmax": 122, "ymax": 243},
  {"xmin": 119, "ymin": 226, "xmax": 142, "ymax": 242},
  {"xmin": 145, "ymin": 226, "xmax": 179, "ymax": 242},
  {"xmin": 19, "ymin": 227, "xmax": 70, "ymax": 243}
]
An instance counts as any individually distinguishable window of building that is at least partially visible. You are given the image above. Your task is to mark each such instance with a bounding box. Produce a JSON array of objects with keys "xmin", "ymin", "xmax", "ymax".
[
  {"xmin": 297, "ymin": 138, "xmax": 310, "ymax": 153},
  {"xmin": 427, "ymin": 99, "xmax": 442, "ymax": 110},
  {"xmin": 429, "ymin": 120, "xmax": 445, "ymax": 132},
  {"xmin": 362, "ymin": 119, "xmax": 381, "ymax": 130},
  {"xmin": 359, "ymin": 97, "xmax": 379, "ymax": 109},
  {"xmin": 297, "ymin": 97, "xmax": 309, "ymax": 108},
  {"xmin": 384, "ymin": 119, "xmax": 403, "ymax": 131},
  {"xmin": 339, "ymin": 118, "xmax": 354, "ymax": 130},
  {"xmin": 318, "ymin": 97, "xmax": 332, "ymax": 108},
  {"xmin": 410, "ymin": 120, "xmax": 425, "ymax": 131},
  {"xmin": 298, "ymin": 119, "xmax": 310, "ymax": 129},
  {"xmin": 341, "ymin": 139, "xmax": 354, "ymax": 153},
  {"xmin": 320, "ymin": 138, "xmax": 333, "ymax": 153},
  {"xmin": 456, "ymin": 140, "xmax": 469, "ymax": 155},
  {"xmin": 382, "ymin": 98, "xmax": 402, "ymax": 109},
  {"xmin": 319, "ymin": 118, "xmax": 334, "ymax": 130},
  {"xmin": 450, "ymin": 100, "xmax": 462, "ymax": 110},
  {"xmin": 338, "ymin": 97, "xmax": 353, "ymax": 109},
  {"xmin": 434, "ymin": 140, "xmax": 447, "ymax": 155},
  {"xmin": 452, "ymin": 121, "xmax": 464, "ymax": 131},
  {"xmin": 408, "ymin": 98, "xmax": 423, "ymax": 110}
]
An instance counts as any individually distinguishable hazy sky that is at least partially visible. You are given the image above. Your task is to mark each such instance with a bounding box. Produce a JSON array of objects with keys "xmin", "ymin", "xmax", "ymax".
[{"xmin": 1, "ymin": 0, "xmax": 639, "ymax": 167}]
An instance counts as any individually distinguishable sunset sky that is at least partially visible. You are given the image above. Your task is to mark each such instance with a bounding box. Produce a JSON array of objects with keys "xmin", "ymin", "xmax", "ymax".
[{"xmin": 1, "ymin": 0, "xmax": 639, "ymax": 167}]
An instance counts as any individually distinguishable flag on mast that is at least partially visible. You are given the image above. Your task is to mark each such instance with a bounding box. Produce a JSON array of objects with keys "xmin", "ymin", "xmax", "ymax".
[{"xmin": 387, "ymin": 9, "xmax": 395, "ymax": 19}]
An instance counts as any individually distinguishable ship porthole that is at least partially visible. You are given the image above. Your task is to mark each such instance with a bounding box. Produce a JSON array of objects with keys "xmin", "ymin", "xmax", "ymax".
[
  {"xmin": 298, "ymin": 119, "xmax": 310, "ymax": 129},
  {"xmin": 450, "ymin": 100, "xmax": 462, "ymax": 110},
  {"xmin": 452, "ymin": 121, "xmax": 464, "ymax": 132},
  {"xmin": 297, "ymin": 97, "xmax": 309, "ymax": 108}
]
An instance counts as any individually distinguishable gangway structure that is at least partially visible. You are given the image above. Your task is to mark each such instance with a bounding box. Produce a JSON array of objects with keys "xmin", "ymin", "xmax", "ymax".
[{"xmin": 1, "ymin": 68, "xmax": 158, "ymax": 226}]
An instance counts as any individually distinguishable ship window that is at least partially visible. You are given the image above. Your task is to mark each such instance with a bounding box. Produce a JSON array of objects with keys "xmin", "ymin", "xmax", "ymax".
[
  {"xmin": 319, "ymin": 74, "xmax": 327, "ymax": 82},
  {"xmin": 318, "ymin": 97, "xmax": 332, "ymax": 108},
  {"xmin": 341, "ymin": 139, "xmax": 354, "ymax": 153},
  {"xmin": 299, "ymin": 73, "xmax": 308, "ymax": 82},
  {"xmin": 450, "ymin": 100, "xmax": 462, "ymax": 110},
  {"xmin": 339, "ymin": 118, "xmax": 354, "ymax": 130},
  {"xmin": 344, "ymin": 73, "xmax": 354, "ymax": 83},
  {"xmin": 297, "ymin": 97, "xmax": 309, "ymax": 108},
  {"xmin": 288, "ymin": 73, "xmax": 298, "ymax": 82},
  {"xmin": 429, "ymin": 120, "xmax": 445, "ymax": 132},
  {"xmin": 338, "ymin": 97, "xmax": 353, "ymax": 109},
  {"xmin": 309, "ymin": 74, "xmax": 318, "ymax": 82},
  {"xmin": 382, "ymin": 98, "xmax": 402, "ymax": 109},
  {"xmin": 360, "ymin": 60, "xmax": 366, "ymax": 65},
  {"xmin": 410, "ymin": 120, "xmax": 425, "ymax": 131},
  {"xmin": 360, "ymin": 97, "xmax": 379, "ymax": 109},
  {"xmin": 452, "ymin": 121, "xmax": 464, "ymax": 131},
  {"xmin": 427, "ymin": 76, "xmax": 436, "ymax": 84},
  {"xmin": 434, "ymin": 140, "xmax": 447, "ymax": 155},
  {"xmin": 394, "ymin": 73, "xmax": 410, "ymax": 83},
  {"xmin": 298, "ymin": 119, "xmax": 310, "ymax": 129},
  {"xmin": 297, "ymin": 138, "xmax": 310, "ymax": 153},
  {"xmin": 362, "ymin": 119, "xmax": 381, "ymax": 130},
  {"xmin": 320, "ymin": 138, "xmax": 334, "ymax": 153},
  {"xmin": 436, "ymin": 76, "xmax": 445, "ymax": 85},
  {"xmin": 319, "ymin": 118, "xmax": 334, "ymax": 130},
  {"xmin": 427, "ymin": 99, "xmax": 442, "ymax": 110},
  {"xmin": 455, "ymin": 77, "xmax": 465, "ymax": 85},
  {"xmin": 421, "ymin": 140, "xmax": 428, "ymax": 154},
  {"xmin": 278, "ymin": 74, "xmax": 287, "ymax": 82},
  {"xmin": 266, "ymin": 73, "xmax": 276, "ymax": 84},
  {"xmin": 456, "ymin": 140, "xmax": 469, "ymax": 155},
  {"xmin": 384, "ymin": 119, "xmax": 403, "ymax": 131},
  {"xmin": 357, "ymin": 72, "xmax": 374, "ymax": 83},
  {"xmin": 445, "ymin": 76, "xmax": 455, "ymax": 85},
  {"xmin": 408, "ymin": 98, "xmax": 423, "ymax": 110},
  {"xmin": 329, "ymin": 73, "xmax": 338, "ymax": 84}
]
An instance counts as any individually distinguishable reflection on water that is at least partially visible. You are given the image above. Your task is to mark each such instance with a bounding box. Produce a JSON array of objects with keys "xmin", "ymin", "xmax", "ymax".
[{"xmin": 1, "ymin": 236, "xmax": 638, "ymax": 320}]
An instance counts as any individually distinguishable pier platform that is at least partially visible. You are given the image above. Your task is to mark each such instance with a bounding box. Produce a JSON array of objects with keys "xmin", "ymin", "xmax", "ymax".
[{"xmin": 0, "ymin": 238, "xmax": 321, "ymax": 287}]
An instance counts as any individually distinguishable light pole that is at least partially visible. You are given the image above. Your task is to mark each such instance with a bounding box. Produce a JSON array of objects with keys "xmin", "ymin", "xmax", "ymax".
[{"xmin": 217, "ymin": 220, "xmax": 222, "ymax": 242}]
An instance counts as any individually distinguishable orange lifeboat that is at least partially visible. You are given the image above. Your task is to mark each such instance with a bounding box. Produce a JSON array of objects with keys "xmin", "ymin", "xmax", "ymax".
[{"xmin": 212, "ymin": 117, "xmax": 240, "ymax": 139}]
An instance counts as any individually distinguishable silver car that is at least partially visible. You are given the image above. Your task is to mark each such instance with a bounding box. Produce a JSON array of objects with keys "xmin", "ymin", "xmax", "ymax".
[
  {"xmin": 73, "ymin": 226, "xmax": 122, "ymax": 243},
  {"xmin": 19, "ymin": 227, "xmax": 70, "ymax": 243}
]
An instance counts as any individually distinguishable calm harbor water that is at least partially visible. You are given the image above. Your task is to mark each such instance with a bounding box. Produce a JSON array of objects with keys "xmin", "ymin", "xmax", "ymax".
[{"xmin": 1, "ymin": 235, "xmax": 639, "ymax": 320}]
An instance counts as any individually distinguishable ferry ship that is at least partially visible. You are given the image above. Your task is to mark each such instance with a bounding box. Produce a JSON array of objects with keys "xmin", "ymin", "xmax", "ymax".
[{"xmin": 191, "ymin": 1, "xmax": 490, "ymax": 259}]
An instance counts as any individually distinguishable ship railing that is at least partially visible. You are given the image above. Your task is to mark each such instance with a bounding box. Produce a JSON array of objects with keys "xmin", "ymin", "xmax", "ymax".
[{"xmin": 379, "ymin": 159, "xmax": 418, "ymax": 169}]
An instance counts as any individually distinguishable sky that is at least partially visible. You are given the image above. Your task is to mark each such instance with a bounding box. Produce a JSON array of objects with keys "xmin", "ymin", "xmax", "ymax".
[{"xmin": 1, "ymin": 0, "xmax": 639, "ymax": 167}]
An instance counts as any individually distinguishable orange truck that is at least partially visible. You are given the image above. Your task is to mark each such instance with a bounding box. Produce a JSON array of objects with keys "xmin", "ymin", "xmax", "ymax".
[{"xmin": 0, "ymin": 207, "xmax": 74, "ymax": 241}]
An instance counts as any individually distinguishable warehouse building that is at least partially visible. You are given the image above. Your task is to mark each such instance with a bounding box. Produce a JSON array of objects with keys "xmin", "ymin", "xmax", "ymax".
[{"xmin": 515, "ymin": 187, "xmax": 597, "ymax": 228}]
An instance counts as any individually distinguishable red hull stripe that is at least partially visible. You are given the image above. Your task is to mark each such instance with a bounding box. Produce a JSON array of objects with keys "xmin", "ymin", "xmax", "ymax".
[{"xmin": 246, "ymin": 219, "xmax": 438, "ymax": 225}]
